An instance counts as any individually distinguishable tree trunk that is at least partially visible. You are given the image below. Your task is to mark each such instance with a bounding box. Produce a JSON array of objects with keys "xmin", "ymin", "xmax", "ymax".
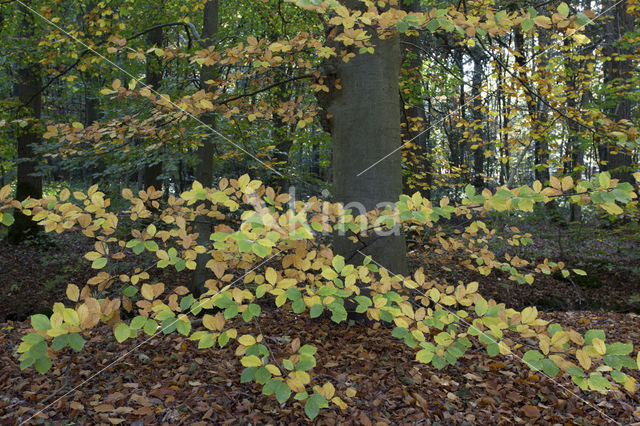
[
  {"xmin": 8, "ymin": 3, "xmax": 43, "ymax": 244},
  {"xmin": 400, "ymin": 0, "xmax": 430, "ymax": 198},
  {"xmin": 326, "ymin": 21, "xmax": 408, "ymax": 277},
  {"xmin": 190, "ymin": 0, "xmax": 219, "ymax": 296},
  {"xmin": 470, "ymin": 47, "xmax": 486, "ymax": 191},
  {"xmin": 143, "ymin": 25, "xmax": 164, "ymax": 191},
  {"xmin": 600, "ymin": 0, "xmax": 634, "ymax": 183}
]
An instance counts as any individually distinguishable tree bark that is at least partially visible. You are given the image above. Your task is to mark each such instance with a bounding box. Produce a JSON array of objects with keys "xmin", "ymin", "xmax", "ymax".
[
  {"xmin": 600, "ymin": 0, "xmax": 634, "ymax": 183},
  {"xmin": 190, "ymin": 0, "xmax": 219, "ymax": 296},
  {"xmin": 325, "ymin": 13, "xmax": 408, "ymax": 277},
  {"xmin": 8, "ymin": 3, "xmax": 43, "ymax": 244},
  {"xmin": 143, "ymin": 24, "xmax": 164, "ymax": 191}
]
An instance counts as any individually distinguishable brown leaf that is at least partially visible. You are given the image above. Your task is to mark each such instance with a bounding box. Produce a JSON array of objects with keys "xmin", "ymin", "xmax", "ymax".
[{"xmin": 522, "ymin": 405, "xmax": 541, "ymax": 418}]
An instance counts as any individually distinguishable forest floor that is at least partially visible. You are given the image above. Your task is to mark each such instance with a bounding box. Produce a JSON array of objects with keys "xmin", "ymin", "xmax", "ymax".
[{"xmin": 1, "ymin": 220, "xmax": 640, "ymax": 424}]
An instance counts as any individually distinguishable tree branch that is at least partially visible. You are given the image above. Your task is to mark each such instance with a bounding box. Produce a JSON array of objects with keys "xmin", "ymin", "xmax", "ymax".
[{"xmin": 214, "ymin": 73, "xmax": 314, "ymax": 106}]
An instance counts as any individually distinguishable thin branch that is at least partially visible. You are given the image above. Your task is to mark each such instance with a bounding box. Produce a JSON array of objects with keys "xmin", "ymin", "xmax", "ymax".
[
  {"xmin": 214, "ymin": 73, "xmax": 314, "ymax": 106},
  {"xmin": 128, "ymin": 21, "xmax": 201, "ymax": 48},
  {"xmin": 476, "ymin": 37, "xmax": 599, "ymax": 135}
]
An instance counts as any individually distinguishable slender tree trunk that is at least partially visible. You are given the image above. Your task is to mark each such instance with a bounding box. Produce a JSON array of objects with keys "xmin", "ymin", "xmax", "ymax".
[
  {"xmin": 400, "ymin": 0, "xmax": 430, "ymax": 198},
  {"xmin": 470, "ymin": 47, "xmax": 486, "ymax": 191},
  {"xmin": 191, "ymin": 0, "xmax": 219, "ymax": 296},
  {"xmin": 143, "ymin": 25, "xmax": 164, "ymax": 190},
  {"xmin": 600, "ymin": 0, "xmax": 634, "ymax": 183},
  {"xmin": 8, "ymin": 3, "xmax": 43, "ymax": 244},
  {"xmin": 325, "ymin": 9, "xmax": 407, "ymax": 277}
]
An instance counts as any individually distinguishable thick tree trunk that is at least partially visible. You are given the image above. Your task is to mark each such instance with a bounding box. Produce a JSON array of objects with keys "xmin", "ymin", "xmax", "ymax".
[
  {"xmin": 191, "ymin": 0, "xmax": 219, "ymax": 296},
  {"xmin": 8, "ymin": 4, "xmax": 42, "ymax": 244},
  {"xmin": 327, "ymin": 28, "xmax": 408, "ymax": 277}
]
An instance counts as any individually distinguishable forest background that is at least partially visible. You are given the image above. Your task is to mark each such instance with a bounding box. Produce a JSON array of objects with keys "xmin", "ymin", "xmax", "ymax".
[{"xmin": 1, "ymin": 0, "xmax": 640, "ymax": 423}]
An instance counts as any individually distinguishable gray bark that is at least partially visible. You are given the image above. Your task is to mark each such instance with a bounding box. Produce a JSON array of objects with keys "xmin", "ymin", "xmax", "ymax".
[{"xmin": 326, "ymin": 22, "xmax": 408, "ymax": 276}]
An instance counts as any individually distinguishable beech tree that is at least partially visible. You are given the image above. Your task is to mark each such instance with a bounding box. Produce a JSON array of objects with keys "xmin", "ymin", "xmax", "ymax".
[{"xmin": 1, "ymin": 0, "xmax": 639, "ymax": 421}]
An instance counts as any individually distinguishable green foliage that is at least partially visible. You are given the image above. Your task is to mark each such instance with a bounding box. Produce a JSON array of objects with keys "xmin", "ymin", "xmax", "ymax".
[{"xmin": 3, "ymin": 169, "xmax": 639, "ymax": 417}]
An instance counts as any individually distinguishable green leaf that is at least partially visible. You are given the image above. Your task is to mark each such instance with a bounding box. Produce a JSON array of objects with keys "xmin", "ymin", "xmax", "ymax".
[
  {"xmin": 35, "ymin": 357, "xmax": 52, "ymax": 374},
  {"xmin": 22, "ymin": 333, "xmax": 45, "ymax": 344},
  {"xmin": 130, "ymin": 315, "xmax": 147, "ymax": 330},
  {"xmin": 474, "ymin": 298, "xmax": 488, "ymax": 317},
  {"xmin": 114, "ymin": 323, "xmax": 130, "ymax": 342},
  {"xmin": 598, "ymin": 172, "xmax": 611, "ymax": 189},
  {"xmin": 557, "ymin": 2, "xmax": 569, "ymax": 18},
  {"xmin": 416, "ymin": 349, "xmax": 434, "ymax": 364},
  {"xmin": 296, "ymin": 354, "xmax": 316, "ymax": 371},
  {"xmin": 180, "ymin": 295, "xmax": 195, "ymax": 311},
  {"xmin": 299, "ymin": 344, "xmax": 317, "ymax": 355},
  {"xmin": 588, "ymin": 373, "xmax": 612, "ymax": 391},
  {"xmin": 542, "ymin": 359, "xmax": 559, "ymax": 378},
  {"xmin": 426, "ymin": 18, "xmax": 440, "ymax": 32},
  {"xmin": 92, "ymin": 257, "xmax": 107, "ymax": 269},
  {"xmin": 144, "ymin": 240, "xmax": 159, "ymax": 251},
  {"xmin": 52, "ymin": 334, "xmax": 69, "ymax": 351},
  {"xmin": 198, "ymin": 333, "xmax": 214, "ymax": 349},
  {"xmin": 251, "ymin": 243, "xmax": 270, "ymax": 257},
  {"xmin": 176, "ymin": 319, "xmax": 191, "ymax": 336},
  {"xmin": 143, "ymin": 319, "xmax": 158, "ymax": 335},
  {"xmin": 606, "ymin": 342, "xmax": 633, "ymax": 356},
  {"xmin": 241, "ymin": 367, "xmax": 257, "ymax": 383},
  {"xmin": 1, "ymin": 212, "xmax": 14, "ymax": 226},
  {"xmin": 68, "ymin": 333, "xmax": 85, "ymax": 351},
  {"xmin": 295, "ymin": 391, "xmax": 309, "ymax": 401},
  {"xmin": 304, "ymin": 394, "xmax": 328, "ymax": 419},
  {"xmin": 396, "ymin": 20, "xmax": 409, "ymax": 34},
  {"xmin": 275, "ymin": 381, "xmax": 291, "ymax": 404},
  {"xmin": 521, "ymin": 17, "xmax": 534, "ymax": 32},
  {"xmin": 123, "ymin": 286, "xmax": 138, "ymax": 298},
  {"xmin": 292, "ymin": 299, "xmax": 305, "ymax": 314},
  {"xmin": 262, "ymin": 378, "xmax": 280, "ymax": 395},
  {"xmin": 310, "ymin": 304, "xmax": 323, "ymax": 318},
  {"xmin": 255, "ymin": 367, "xmax": 272, "ymax": 384},
  {"xmin": 487, "ymin": 343, "xmax": 499, "ymax": 357},
  {"xmin": 584, "ymin": 329, "xmax": 605, "ymax": 345},
  {"xmin": 31, "ymin": 314, "xmax": 51, "ymax": 331}
]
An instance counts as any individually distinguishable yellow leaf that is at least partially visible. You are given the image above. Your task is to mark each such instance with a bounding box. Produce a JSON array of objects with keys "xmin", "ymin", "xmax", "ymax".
[
  {"xmin": 72, "ymin": 122, "xmax": 84, "ymax": 130},
  {"xmin": 66, "ymin": 284, "xmax": 80, "ymax": 302},
  {"xmin": 332, "ymin": 396, "xmax": 347, "ymax": 410},
  {"xmin": 576, "ymin": 349, "xmax": 591, "ymax": 370},
  {"xmin": 241, "ymin": 355, "xmax": 262, "ymax": 367},
  {"xmin": 624, "ymin": 375, "xmax": 637, "ymax": 393},
  {"xmin": 345, "ymin": 387, "xmax": 357, "ymax": 397},
  {"xmin": 59, "ymin": 188, "xmax": 70, "ymax": 202},
  {"xmin": 521, "ymin": 306, "xmax": 538, "ymax": 324},
  {"xmin": 141, "ymin": 284, "xmax": 154, "ymax": 300},
  {"xmin": 202, "ymin": 314, "xmax": 216, "ymax": 330},
  {"xmin": 592, "ymin": 338, "xmax": 606, "ymax": 355},
  {"xmin": 238, "ymin": 334, "xmax": 256, "ymax": 346},
  {"xmin": 533, "ymin": 180, "xmax": 542, "ymax": 193},
  {"xmin": 319, "ymin": 382, "xmax": 335, "ymax": 399},
  {"xmin": 265, "ymin": 267, "xmax": 277, "ymax": 284},
  {"xmin": 561, "ymin": 176, "xmax": 574, "ymax": 191},
  {"xmin": 265, "ymin": 364, "xmax": 281, "ymax": 376},
  {"xmin": 549, "ymin": 176, "xmax": 561, "ymax": 190}
]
